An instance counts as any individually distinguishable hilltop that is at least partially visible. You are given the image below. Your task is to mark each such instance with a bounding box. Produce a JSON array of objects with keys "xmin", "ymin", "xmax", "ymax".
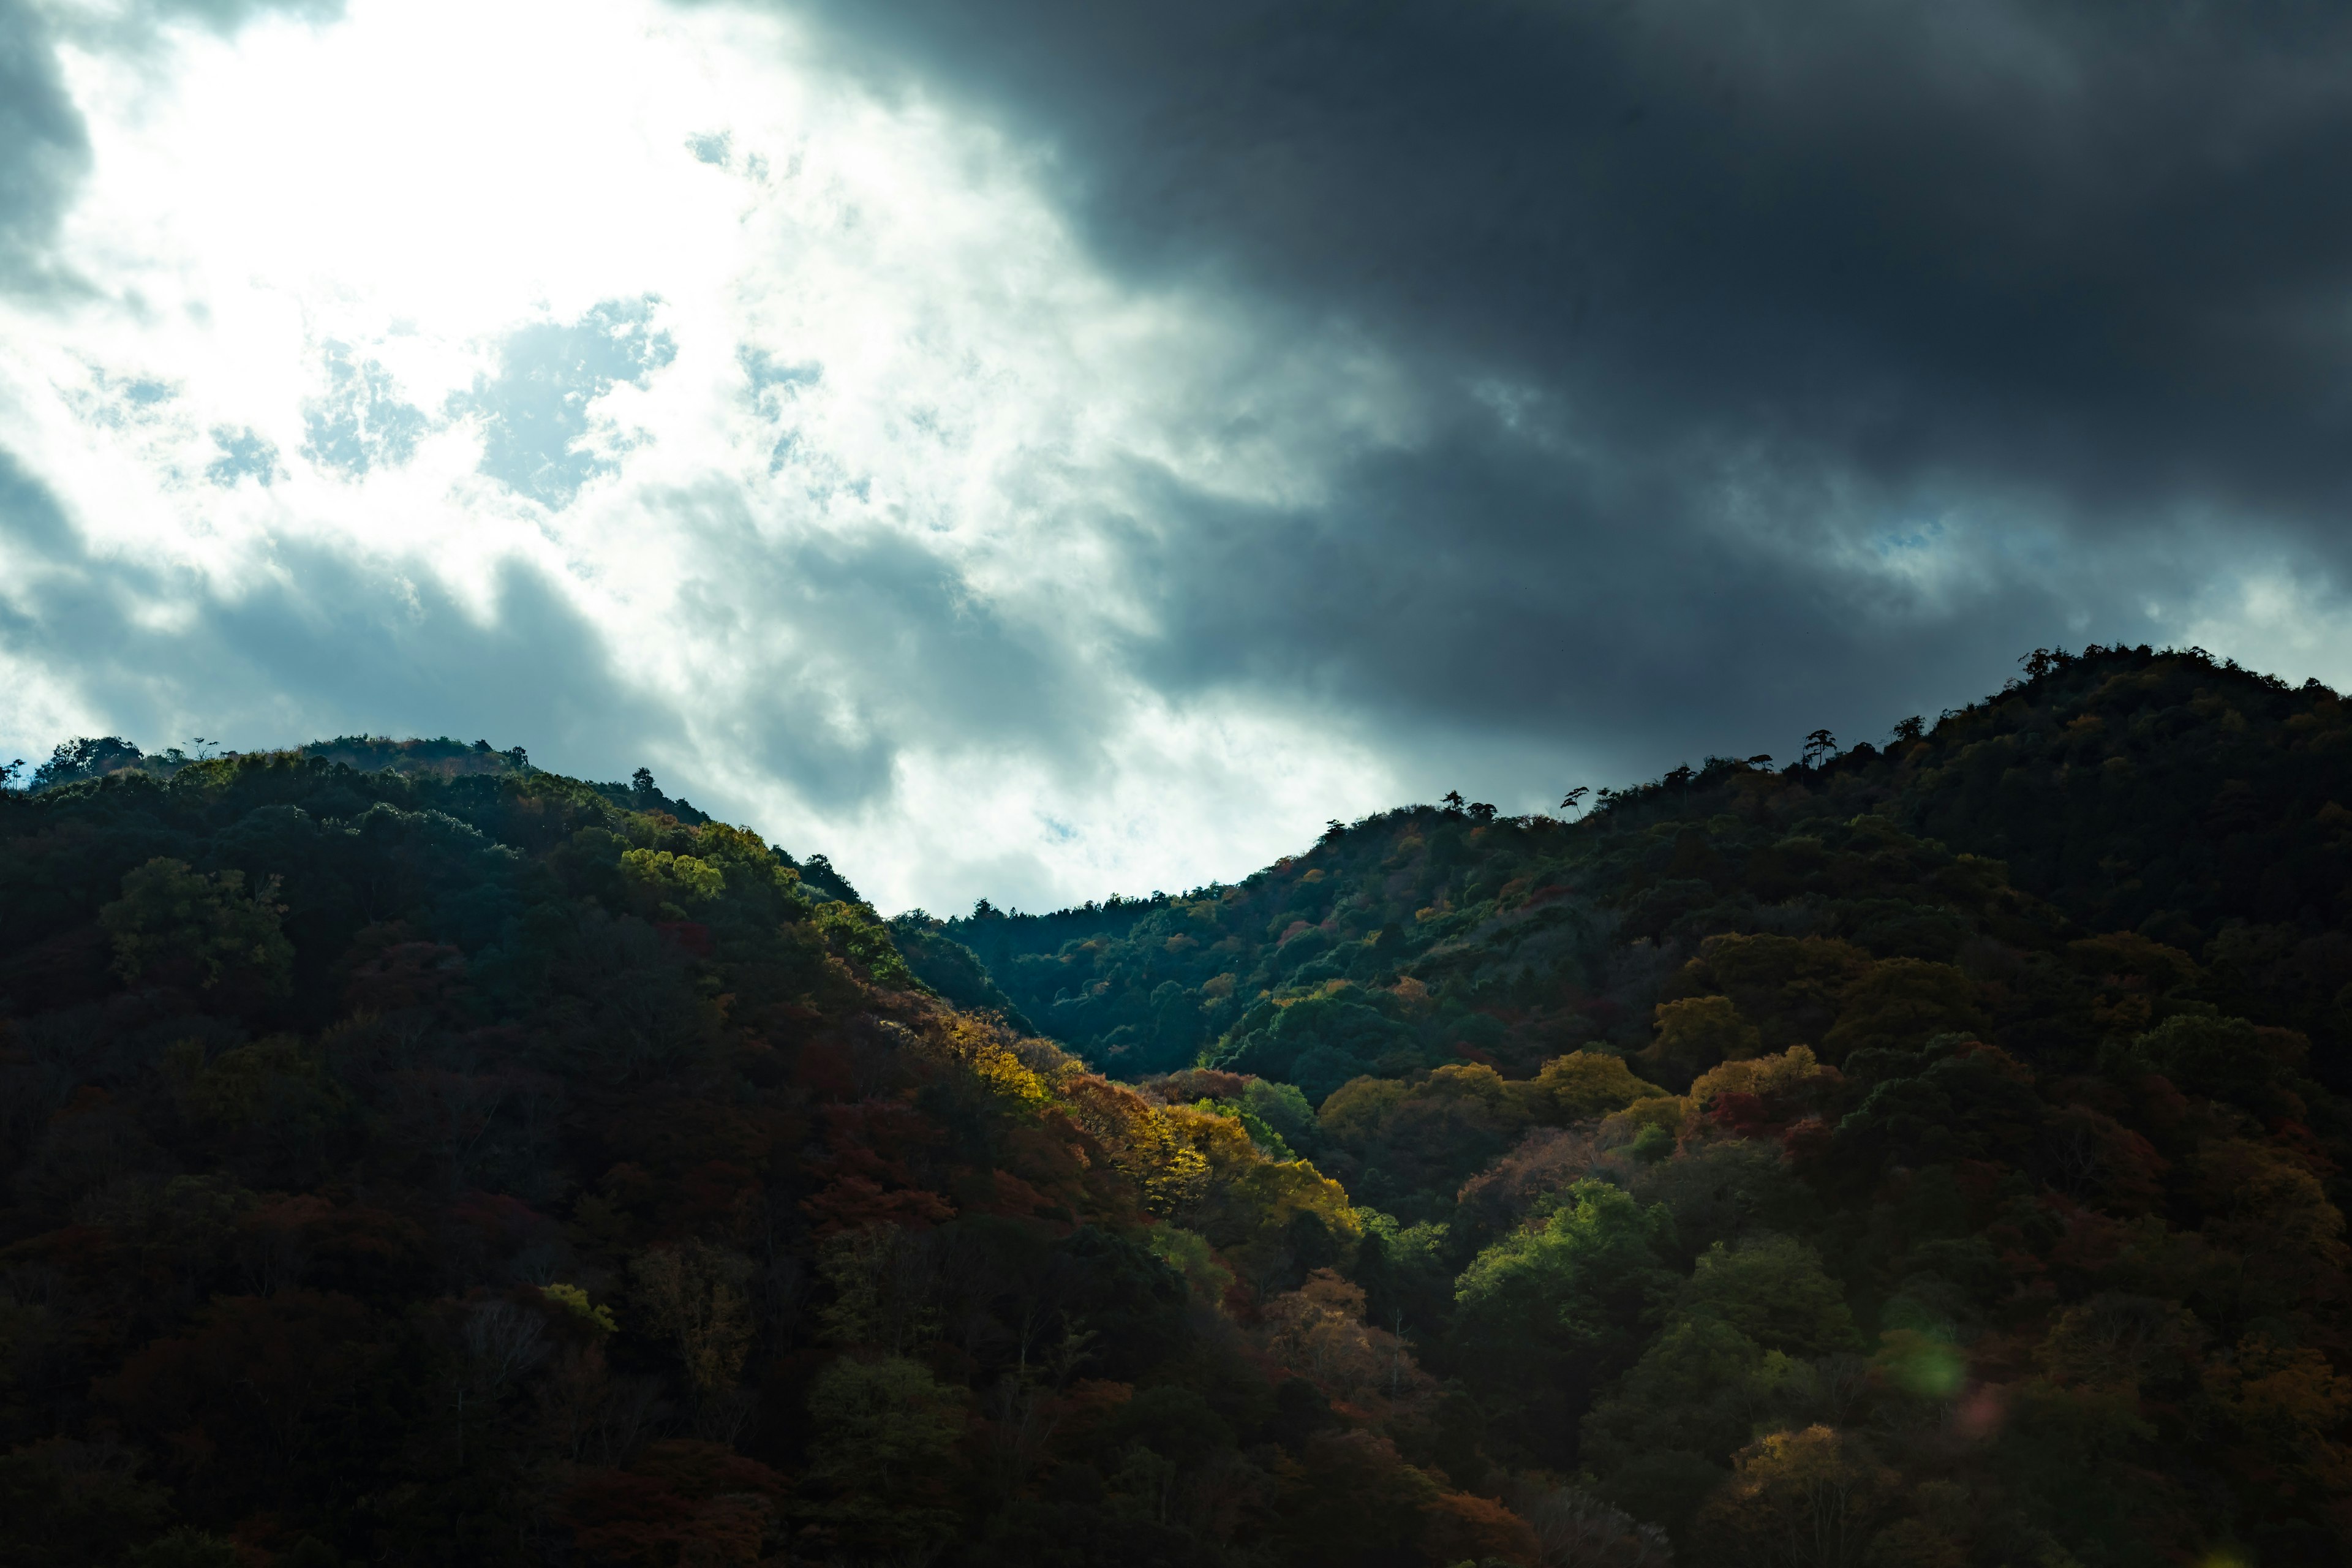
[{"xmin": 954, "ymin": 643, "xmax": 2352, "ymax": 1095}]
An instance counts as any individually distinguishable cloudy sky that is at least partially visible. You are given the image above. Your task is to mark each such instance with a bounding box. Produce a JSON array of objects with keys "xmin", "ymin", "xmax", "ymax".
[{"xmin": 3, "ymin": 0, "xmax": 2350, "ymax": 913}]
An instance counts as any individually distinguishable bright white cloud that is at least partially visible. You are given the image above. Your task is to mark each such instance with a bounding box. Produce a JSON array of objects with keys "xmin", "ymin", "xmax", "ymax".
[{"xmin": 0, "ymin": 0, "xmax": 1415, "ymax": 910}]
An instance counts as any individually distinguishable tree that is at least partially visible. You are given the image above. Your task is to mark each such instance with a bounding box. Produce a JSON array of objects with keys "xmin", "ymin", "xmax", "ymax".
[
  {"xmin": 1678, "ymin": 1237, "xmax": 1859, "ymax": 1358},
  {"xmin": 1561, "ymin": 786, "xmax": 1590, "ymax": 815},
  {"xmin": 1261, "ymin": 1269, "xmax": 1425, "ymax": 1406},
  {"xmin": 1642, "ymin": 996, "xmax": 1762, "ymax": 1087},
  {"xmin": 127, "ymin": 1529, "xmax": 243, "ymax": 1568},
  {"xmin": 0, "ymin": 1439, "xmax": 175, "ymax": 1567},
  {"xmin": 1519, "ymin": 1485, "xmax": 1673, "ymax": 1568},
  {"xmin": 1273, "ymin": 1428, "xmax": 1442, "ymax": 1568},
  {"xmin": 1580, "ymin": 1316, "xmax": 1777, "ymax": 1513},
  {"xmin": 1453, "ymin": 1180, "xmax": 1678, "ymax": 1458},
  {"xmin": 630, "ymin": 1241, "xmax": 755, "ymax": 1395},
  {"xmin": 32, "ymin": 736, "xmax": 146, "ymax": 790},
  {"xmin": 2019, "ymin": 648, "xmax": 2070, "ymax": 681},
  {"xmin": 99, "ymin": 858, "xmax": 293, "ymax": 995},
  {"xmin": 1696, "ymin": 1425, "xmax": 1891, "ymax": 1567},
  {"xmin": 804, "ymin": 1355, "xmax": 968, "ymax": 1553},
  {"xmin": 1801, "ymin": 729, "xmax": 1838, "ymax": 767},
  {"xmin": 1532, "ymin": 1051, "xmax": 1666, "ymax": 1121}
]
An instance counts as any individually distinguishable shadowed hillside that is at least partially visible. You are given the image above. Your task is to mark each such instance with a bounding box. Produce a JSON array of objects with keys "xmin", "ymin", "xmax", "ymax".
[{"xmin": 0, "ymin": 643, "xmax": 2345, "ymax": 1567}]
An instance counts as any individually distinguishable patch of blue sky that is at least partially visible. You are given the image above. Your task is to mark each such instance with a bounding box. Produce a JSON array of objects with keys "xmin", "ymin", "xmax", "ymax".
[
  {"xmin": 205, "ymin": 426, "xmax": 281, "ymax": 488},
  {"xmin": 302, "ymin": 343, "xmax": 429, "ymax": 477},
  {"xmin": 1873, "ymin": 517, "xmax": 1948, "ymax": 557},
  {"xmin": 72, "ymin": 369, "xmax": 179, "ymax": 431},
  {"xmin": 462, "ymin": 295, "xmax": 677, "ymax": 509}
]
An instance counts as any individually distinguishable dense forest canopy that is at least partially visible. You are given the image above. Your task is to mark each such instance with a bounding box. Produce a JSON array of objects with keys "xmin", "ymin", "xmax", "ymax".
[{"xmin": 1, "ymin": 644, "xmax": 2347, "ymax": 1567}]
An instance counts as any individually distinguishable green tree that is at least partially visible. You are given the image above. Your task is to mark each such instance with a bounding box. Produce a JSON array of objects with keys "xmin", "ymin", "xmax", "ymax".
[
  {"xmin": 804, "ymin": 1355, "xmax": 969, "ymax": 1553},
  {"xmin": 99, "ymin": 857, "xmax": 293, "ymax": 995},
  {"xmin": 1679, "ymin": 1236, "xmax": 1860, "ymax": 1358},
  {"xmin": 1453, "ymin": 1179, "xmax": 1677, "ymax": 1460}
]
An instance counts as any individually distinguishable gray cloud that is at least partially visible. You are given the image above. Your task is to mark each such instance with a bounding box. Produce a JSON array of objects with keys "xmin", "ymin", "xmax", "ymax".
[
  {"xmin": 740, "ymin": 346, "xmax": 820, "ymax": 400},
  {"xmin": 0, "ymin": 432, "xmax": 1110, "ymax": 883},
  {"xmin": 0, "ymin": 0, "xmax": 91, "ymax": 295},
  {"xmin": 0, "ymin": 442, "xmax": 678, "ymax": 785},
  {"xmin": 1117, "ymin": 423, "xmax": 2181, "ymax": 780},
  {"xmin": 135, "ymin": 0, "xmax": 344, "ymax": 27},
  {"xmin": 630, "ymin": 475, "xmax": 1120, "ymax": 809},
  {"xmin": 755, "ymin": 0, "xmax": 2352, "ymax": 780},
  {"xmin": 462, "ymin": 296, "xmax": 677, "ymax": 508},
  {"xmin": 303, "ymin": 344, "xmax": 429, "ymax": 478}
]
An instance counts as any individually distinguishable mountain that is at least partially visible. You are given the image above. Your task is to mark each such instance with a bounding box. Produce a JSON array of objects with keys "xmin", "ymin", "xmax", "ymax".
[
  {"xmin": 1, "ymin": 641, "xmax": 2346, "ymax": 1567},
  {"xmin": 951, "ymin": 643, "xmax": 2352, "ymax": 1092},
  {"xmin": 943, "ymin": 641, "xmax": 2352, "ymax": 1559},
  {"xmin": 0, "ymin": 745, "xmax": 1474, "ymax": 1568}
]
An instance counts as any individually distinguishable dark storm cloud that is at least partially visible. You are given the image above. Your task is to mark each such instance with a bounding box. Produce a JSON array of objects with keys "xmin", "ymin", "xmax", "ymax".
[
  {"xmin": 772, "ymin": 0, "xmax": 2352, "ymax": 772},
  {"xmin": 1115, "ymin": 413, "xmax": 2168, "ymax": 780},
  {"xmin": 787, "ymin": 0, "xmax": 2352, "ymax": 511}
]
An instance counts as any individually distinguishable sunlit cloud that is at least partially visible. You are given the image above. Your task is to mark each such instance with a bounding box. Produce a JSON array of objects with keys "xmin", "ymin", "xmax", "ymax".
[{"xmin": 0, "ymin": 0, "xmax": 1425, "ymax": 911}]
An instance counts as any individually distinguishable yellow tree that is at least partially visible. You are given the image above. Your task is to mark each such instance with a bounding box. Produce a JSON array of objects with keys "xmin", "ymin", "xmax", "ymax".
[{"xmin": 1696, "ymin": 1425, "xmax": 1891, "ymax": 1568}]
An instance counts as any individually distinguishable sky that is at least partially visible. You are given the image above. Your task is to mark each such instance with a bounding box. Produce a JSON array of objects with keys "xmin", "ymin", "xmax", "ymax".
[{"xmin": 2, "ymin": 0, "xmax": 2350, "ymax": 915}]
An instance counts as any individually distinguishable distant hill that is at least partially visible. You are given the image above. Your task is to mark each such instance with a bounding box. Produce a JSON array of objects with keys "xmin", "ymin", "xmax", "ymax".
[
  {"xmin": 954, "ymin": 643, "xmax": 2352, "ymax": 1095},
  {"xmin": 12, "ymin": 733, "xmax": 722, "ymax": 821}
]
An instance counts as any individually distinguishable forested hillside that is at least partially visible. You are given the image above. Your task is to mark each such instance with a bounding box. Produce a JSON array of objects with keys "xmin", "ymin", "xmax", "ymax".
[
  {"xmin": 1, "ymin": 644, "xmax": 2346, "ymax": 1566},
  {"xmin": 944, "ymin": 643, "xmax": 2352, "ymax": 1564}
]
